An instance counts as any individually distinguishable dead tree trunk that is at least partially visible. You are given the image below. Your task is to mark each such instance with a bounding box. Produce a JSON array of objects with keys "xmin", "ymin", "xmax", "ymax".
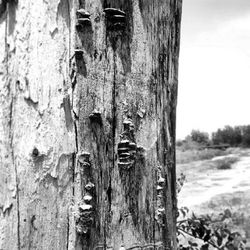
[{"xmin": 0, "ymin": 0, "xmax": 182, "ymax": 249}]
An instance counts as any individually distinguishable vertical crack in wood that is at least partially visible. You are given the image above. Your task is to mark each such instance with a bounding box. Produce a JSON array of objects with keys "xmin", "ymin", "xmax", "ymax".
[
  {"xmin": 74, "ymin": 121, "xmax": 79, "ymax": 152},
  {"xmin": 66, "ymin": 211, "xmax": 70, "ymax": 250},
  {"xmin": 153, "ymin": 168, "xmax": 156, "ymax": 247},
  {"xmin": 69, "ymin": 1, "xmax": 79, "ymax": 248},
  {"xmin": 6, "ymin": 2, "xmax": 20, "ymax": 248},
  {"xmin": 67, "ymin": 0, "xmax": 71, "ymax": 67},
  {"xmin": 154, "ymin": 3, "xmax": 160, "ymax": 244},
  {"xmin": 72, "ymin": 152, "xmax": 76, "ymax": 197},
  {"xmin": 111, "ymin": 43, "xmax": 117, "ymax": 201},
  {"xmin": 9, "ymin": 91, "xmax": 20, "ymax": 250},
  {"xmin": 10, "ymin": 96, "xmax": 20, "ymax": 250},
  {"xmin": 5, "ymin": 2, "xmax": 8, "ymax": 86},
  {"xmin": 108, "ymin": 34, "xmax": 117, "ymax": 214}
]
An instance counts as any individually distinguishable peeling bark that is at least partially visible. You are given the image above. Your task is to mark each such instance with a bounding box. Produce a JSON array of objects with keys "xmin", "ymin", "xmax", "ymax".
[{"xmin": 0, "ymin": 0, "xmax": 182, "ymax": 249}]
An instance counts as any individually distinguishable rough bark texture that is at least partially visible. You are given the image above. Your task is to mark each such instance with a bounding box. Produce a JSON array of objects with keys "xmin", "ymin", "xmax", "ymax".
[{"xmin": 0, "ymin": 0, "xmax": 182, "ymax": 249}]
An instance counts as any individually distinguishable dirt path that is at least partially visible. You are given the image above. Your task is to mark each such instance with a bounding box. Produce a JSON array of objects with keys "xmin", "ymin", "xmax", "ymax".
[{"xmin": 177, "ymin": 149, "xmax": 250, "ymax": 208}]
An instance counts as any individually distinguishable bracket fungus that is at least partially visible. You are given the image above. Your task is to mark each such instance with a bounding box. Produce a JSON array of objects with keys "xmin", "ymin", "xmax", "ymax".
[
  {"xmin": 76, "ymin": 9, "xmax": 90, "ymax": 18},
  {"xmin": 83, "ymin": 194, "xmax": 93, "ymax": 203},
  {"xmin": 158, "ymin": 176, "xmax": 165, "ymax": 184},
  {"xmin": 79, "ymin": 204, "xmax": 92, "ymax": 212},
  {"xmin": 78, "ymin": 151, "xmax": 91, "ymax": 164},
  {"xmin": 104, "ymin": 8, "xmax": 126, "ymax": 31},
  {"xmin": 76, "ymin": 10, "xmax": 91, "ymax": 29},
  {"xmin": 75, "ymin": 202, "xmax": 94, "ymax": 235},
  {"xmin": 85, "ymin": 182, "xmax": 95, "ymax": 191},
  {"xmin": 103, "ymin": 8, "xmax": 126, "ymax": 17},
  {"xmin": 32, "ymin": 147, "xmax": 39, "ymax": 158},
  {"xmin": 117, "ymin": 119, "xmax": 138, "ymax": 169},
  {"xmin": 74, "ymin": 49, "xmax": 84, "ymax": 60},
  {"xmin": 89, "ymin": 109, "xmax": 102, "ymax": 124},
  {"xmin": 77, "ymin": 18, "xmax": 91, "ymax": 26}
]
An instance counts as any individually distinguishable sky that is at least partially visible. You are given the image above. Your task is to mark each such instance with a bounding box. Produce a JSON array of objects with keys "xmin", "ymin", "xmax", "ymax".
[{"xmin": 176, "ymin": 0, "xmax": 250, "ymax": 139}]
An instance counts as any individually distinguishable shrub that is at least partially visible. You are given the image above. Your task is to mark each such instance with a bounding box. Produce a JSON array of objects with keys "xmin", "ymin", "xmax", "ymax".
[
  {"xmin": 177, "ymin": 139, "xmax": 184, "ymax": 147},
  {"xmin": 214, "ymin": 157, "xmax": 238, "ymax": 170},
  {"xmin": 177, "ymin": 209, "xmax": 247, "ymax": 250}
]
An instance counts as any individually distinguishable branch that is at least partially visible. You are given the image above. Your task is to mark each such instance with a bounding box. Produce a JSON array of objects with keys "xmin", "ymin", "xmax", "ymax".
[
  {"xmin": 177, "ymin": 219, "xmax": 190, "ymax": 224},
  {"xmin": 177, "ymin": 227, "xmax": 222, "ymax": 250}
]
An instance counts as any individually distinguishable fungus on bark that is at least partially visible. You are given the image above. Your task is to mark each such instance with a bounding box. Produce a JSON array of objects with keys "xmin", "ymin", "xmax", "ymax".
[
  {"xmin": 74, "ymin": 49, "xmax": 84, "ymax": 60},
  {"xmin": 89, "ymin": 109, "xmax": 102, "ymax": 124},
  {"xmin": 104, "ymin": 8, "xmax": 126, "ymax": 32},
  {"xmin": 32, "ymin": 147, "xmax": 39, "ymax": 158},
  {"xmin": 76, "ymin": 9, "xmax": 91, "ymax": 29}
]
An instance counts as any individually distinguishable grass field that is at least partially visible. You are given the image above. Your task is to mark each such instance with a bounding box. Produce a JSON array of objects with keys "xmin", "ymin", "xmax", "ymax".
[{"xmin": 176, "ymin": 147, "xmax": 234, "ymax": 164}]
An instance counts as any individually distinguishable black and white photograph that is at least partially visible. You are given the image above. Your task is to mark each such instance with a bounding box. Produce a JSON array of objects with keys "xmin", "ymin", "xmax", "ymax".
[{"xmin": 0, "ymin": 0, "xmax": 249, "ymax": 249}]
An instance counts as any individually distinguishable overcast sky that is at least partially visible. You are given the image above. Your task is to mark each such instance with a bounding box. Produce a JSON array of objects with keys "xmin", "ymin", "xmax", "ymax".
[{"xmin": 176, "ymin": 0, "xmax": 250, "ymax": 139}]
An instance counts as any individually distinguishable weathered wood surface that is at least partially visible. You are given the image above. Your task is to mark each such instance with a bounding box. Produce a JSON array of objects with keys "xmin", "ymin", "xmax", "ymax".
[{"xmin": 0, "ymin": 0, "xmax": 182, "ymax": 249}]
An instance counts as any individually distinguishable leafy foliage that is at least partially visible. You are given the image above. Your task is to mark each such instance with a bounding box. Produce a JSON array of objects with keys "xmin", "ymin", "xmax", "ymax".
[
  {"xmin": 176, "ymin": 173, "xmax": 247, "ymax": 250},
  {"xmin": 177, "ymin": 173, "xmax": 186, "ymax": 193},
  {"xmin": 177, "ymin": 208, "xmax": 247, "ymax": 250}
]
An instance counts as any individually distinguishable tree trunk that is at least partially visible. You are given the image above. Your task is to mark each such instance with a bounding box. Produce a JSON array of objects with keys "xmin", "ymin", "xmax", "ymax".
[{"xmin": 0, "ymin": 0, "xmax": 182, "ymax": 249}]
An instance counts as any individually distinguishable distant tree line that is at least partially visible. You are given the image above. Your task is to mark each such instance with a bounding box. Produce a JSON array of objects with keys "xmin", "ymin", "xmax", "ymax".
[
  {"xmin": 212, "ymin": 125, "xmax": 250, "ymax": 147},
  {"xmin": 178, "ymin": 125, "xmax": 250, "ymax": 147}
]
